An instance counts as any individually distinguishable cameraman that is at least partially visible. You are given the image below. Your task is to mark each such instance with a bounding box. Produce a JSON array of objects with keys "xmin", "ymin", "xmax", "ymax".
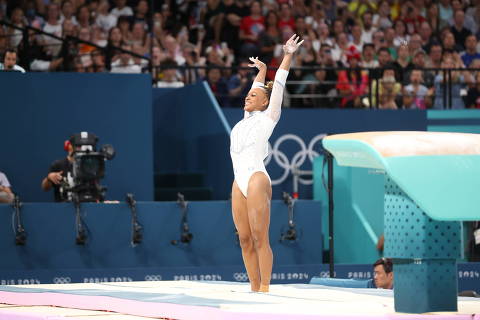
[{"xmin": 41, "ymin": 140, "xmax": 73, "ymax": 202}]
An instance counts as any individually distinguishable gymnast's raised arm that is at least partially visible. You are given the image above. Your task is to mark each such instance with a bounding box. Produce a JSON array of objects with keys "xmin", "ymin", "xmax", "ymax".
[
  {"xmin": 264, "ymin": 34, "xmax": 303, "ymax": 123},
  {"xmin": 243, "ymin": 57, "xmax": 268, "ymax": 119}
]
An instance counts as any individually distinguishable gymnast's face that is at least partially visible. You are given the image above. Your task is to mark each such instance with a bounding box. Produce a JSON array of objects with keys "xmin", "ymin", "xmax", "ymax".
[{"xmin": 244, "ymin": 88, "xmax": 269, "ymax": 112}]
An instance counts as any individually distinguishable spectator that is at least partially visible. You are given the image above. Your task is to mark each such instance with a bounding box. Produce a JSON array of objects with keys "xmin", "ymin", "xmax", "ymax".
[
  {"xmin": 220, "ymin": 0, "xmax": 248, "ymax": 56},
  {"xmin": 373, "ymin": 0, "xmax": 393, "ymax": 29},
  {"xmin": 406, "ymin": 49, "xmax": 435, "ymax": 87},
  {"xmin": 393, "ymin": 19, "xmax": 409, "ymax": 47},
  {"xmin": 384, "ymin": 27, "xmax": 397, "ymax": 59},
  {"xmin": 96, "ymin": 0, "xmax": 117, "ymax": 32},
  {"xmin": 368, "ymin": 67, "xmax": 401, "ymax": 108},
  {"xmin": 332, "ymin": 20, "xmax": 345, "ymax": 40},
  {"xmin": 371, "ymin": 47, "xmax": 392, "ymax": 79},
  {"xmin": 133, "ymin": 0, "xmax": 149, "ymax": 26},
  {"xmin": 316, "ymin": 22, "xmax": 333, "ymax": 47},
  {"xmin": 348, "ymin": 0, "xmax": 377, "ymax": 19},
  {"xmin": 258, "ymin": 11, "xmax": 281, "ymax": 64},
  {"xmin": 238, "ymin": 1, "xmax": 265, "ymax": 58},
  {"xmin": 361, "ymin": 43, "xmax": 378, "ymax": 68},
  {"xmin": 426, "ymin": 43, "xmax": 443, "ymax": 69},
  {"xmin": 227, "ymin": 60, "xmax": 254, "ymax": 107},
  {"xmin": 336, "ymin": 47, "xmax": 368, "ymax": 108},
  {"xmin": 315, "ymin": 43, "xmax": 339, "ymax": 107},
  {"xmin": 419, "ymin": 21, "xmax": 437, "ymax": 53},
  {"xmin": 43, "ymin": 3, "xmax": 63, "ymax": 57},
  {"xmin": 0, "ymin": 171, "xmax": 14, "ymax": 203},
  {"xmin": 451, "ymin": 10, "xmax": 472, "ymax": 51},
  {"xmin": 450, "ymin": 0, "xmax": 476, "ymax": 34},
  {"xmin": 90, "ymin": 25, "xmax": 107, "ymax": 47},
  {"xmin": 59, "ymin": 0, "xmax": 78, "ymax": 26},
  {"xmin": 409, "ymin": 34, "xmax": 423, "ymax": 57},
  {"xmin": 426, "ymin": 3, "xmax": 440, "ymax": 36},
  {"xmin": 433, "ymin": 57, "xmax": 467, "ymax": 109},
  {"xmin": 331, "ymin": 32, "xmax": 349, "ymax": 65},
  {"xmin": 161, "ymin": 34, "xmax": 182, "ymax": 65},
  {"xmin": 200, "ymin": 0, "xmax": 225, "ymax": 44},
  {"xmin": 349, "ymin": 24, "xmax": 363, "ymax": 53},
  {"xmin": 360, "ymin": 11, "xmax": 376, "ymax": 44},
  {"xmin": 27, "ymin": 25, "xmax": 64, "ymax": 72},
  {"xmin": 291, "ymin": 0, "xmax": 309, "ymax": 18},
  {"xmin": 278, "ymin": 2, "xmax": 295, "ymax": 32},
  {"xmin": 204, "ymin": 65, "xmax": 229, "ymax": 106},
  {"xmin": 91, "ymin": 49, "xmax": 106, "ymax": 72},
  {"xmin": 7, "ymin": 7, "xmax": 26, "ymax": 49},
  {"xmin": 110, "ymin": 43, "xmax": 141, "ymax": 73},
  {"xmin": 77, "ymin": 26, "xmax": 96, "ymax": 59},
  {"xmin": 372, "ymin": 30, "xmax": 387, "ymax": 53},
  {"xmin": 105, "ymin": 26, "xmax": 123, "ymax": 68},
  {"xmin": 403, "ymin": 69, "xmax": 431, "ymax": 109},
  {"xmin": 400, "ymin": 1, "xmax": 425, "ymax": 35},
  {"xmin": 131, "ymin": 43, "xmax": 148, "ymax": 70},
  {"xmin": 117, "ymin": 15, "xmax": 132, "ymax": 44},
  {"xmin": 129, "ymin": 22, "xmax": 150, "ymax": 55},
  {"xmin": 392, "ymin": 43, "xmax": 413, "ymax": 84},
  {"xmin": 373, "ymin": 258, "xmax": 394, "ymax": 289},
  {"xmin": 378, "ymin": 76, "xmax": 399, "ymax": 109},
  {"xmin": 294, "ymin": 16, "xmax": 309, "ymax": 39},
  {"xmin": 110, "ymin": 0, "xmax": 133, "ymax": 18},
  {"xmin": 438, "ymin": 0, "xmax": 453, "ymax": 29},
  {"xmin": 156, "ymin": 58, "xmax": 184, "ymax": 88},
  {"xmin": 0, "ymin": 48, "xmax": 26, "ymax": 72},
  {"xmin": 465, "ymin": 72, "xmax": 480, "ymax": 109},
  {"xmin": 183, "ymin": 43, "xmax": 207, "ymax": 84},
  {"xmin": 465, "ymin": 3, "xmax": 480, "ymax": 35},
  {"xmin": 442, "ymin": 31, "xmax": 463, "ymax": 53},
  {"xmin": 76, "ymin": 5, "xmax": 91, "ymax": 29},
  {"xmin": 461, "ymin": 34, "xmax": 480, "ymax": 68}
]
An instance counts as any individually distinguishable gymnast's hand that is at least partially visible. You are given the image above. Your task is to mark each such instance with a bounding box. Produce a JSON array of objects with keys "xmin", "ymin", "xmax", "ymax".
[
  {"xmin": 248, "ymin": 57, "xmax": 266, "ymax": 70},
  {"xmin": 283, "ymin": 34, "xmax": 304, "ymax": 55}
]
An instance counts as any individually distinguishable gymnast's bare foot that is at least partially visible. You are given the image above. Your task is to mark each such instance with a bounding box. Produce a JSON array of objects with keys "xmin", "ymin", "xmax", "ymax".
[{"xmin": 259, "ymin": 284, "xmax": 269, "ymax": 292}]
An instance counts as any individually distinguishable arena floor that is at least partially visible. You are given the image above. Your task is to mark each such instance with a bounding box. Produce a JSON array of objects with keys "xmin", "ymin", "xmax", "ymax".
[{"xmin": 0, "ymin": 281, "xmax": 479, "ymax": 320}]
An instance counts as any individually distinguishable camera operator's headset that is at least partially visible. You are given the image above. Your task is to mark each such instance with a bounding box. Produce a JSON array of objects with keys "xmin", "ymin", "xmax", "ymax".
[{"xmin": 64, "ymin": 140, "xmax": 72, "ymax": 152}]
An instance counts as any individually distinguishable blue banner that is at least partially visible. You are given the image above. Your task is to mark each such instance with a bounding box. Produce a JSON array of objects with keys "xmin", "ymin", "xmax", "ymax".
[{"xmin": 1, "ymin": 263, "xmax": 478, "ymax": 292}]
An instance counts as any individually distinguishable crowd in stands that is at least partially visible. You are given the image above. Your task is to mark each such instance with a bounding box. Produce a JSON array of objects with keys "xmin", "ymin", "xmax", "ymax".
[{"xmin": 1, "ymin": 0, "xmax": 480, "ymax": 108}]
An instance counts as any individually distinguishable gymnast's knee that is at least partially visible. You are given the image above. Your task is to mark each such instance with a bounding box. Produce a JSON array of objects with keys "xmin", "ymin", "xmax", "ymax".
[
  {"xmin": 238, "ymin": 235, "xmax": 254, "ymax": 251},
  {"xmin": 251, "ymin": 231, "xmax": 268, "ymax": 250}
]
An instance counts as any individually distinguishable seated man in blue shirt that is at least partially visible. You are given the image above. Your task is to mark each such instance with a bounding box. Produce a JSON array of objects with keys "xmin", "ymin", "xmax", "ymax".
[{"xmin": 372, "ymin": 258, "xmax": 394, "ymax": 289}]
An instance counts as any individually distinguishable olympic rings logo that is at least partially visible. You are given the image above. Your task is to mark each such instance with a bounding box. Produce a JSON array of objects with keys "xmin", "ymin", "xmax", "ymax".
[
  {"xmin": 265, "ymin": 133, "xmax": 326, "ymax": 185},
  {"xmin": 53, "ymin": 277, "xmax": 71, "ymax": 284},
  {"xmin": 232, "ymin": 272, "xmax": 249, "ymax": 282},
  {"xmin": 144, "ymin": 275, "xmax": 162, "ymax": 281}
]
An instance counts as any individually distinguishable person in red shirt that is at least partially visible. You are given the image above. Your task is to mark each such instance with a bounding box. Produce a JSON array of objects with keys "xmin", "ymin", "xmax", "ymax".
[
  {"xmin": 239, "ymin": 1, "xmax": 265, "ymax": 57},
  {"xmin": 278, "ymin": 2, "xmax": 295, "ymax": 31},
  {"xmin": 336, "ymin": 47, "xmax": 369, "ymax": 108}
]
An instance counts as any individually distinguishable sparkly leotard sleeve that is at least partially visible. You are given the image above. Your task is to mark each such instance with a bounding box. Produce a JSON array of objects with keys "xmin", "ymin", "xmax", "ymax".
[{"xmin": 230, "ymin": 69, "xmax": 289, "ymax": 197}]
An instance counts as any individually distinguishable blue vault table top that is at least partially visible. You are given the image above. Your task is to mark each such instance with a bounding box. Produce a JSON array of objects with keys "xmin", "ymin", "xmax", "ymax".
[{"xmin": 323, "ymin": 131, "xmax": 480, "ymax": 221}]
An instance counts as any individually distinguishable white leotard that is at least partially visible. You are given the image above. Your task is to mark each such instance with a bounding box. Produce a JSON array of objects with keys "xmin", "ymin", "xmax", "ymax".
[{"xmin": 230, "ymin": 69, "xmax": 288, "ymax": 197}]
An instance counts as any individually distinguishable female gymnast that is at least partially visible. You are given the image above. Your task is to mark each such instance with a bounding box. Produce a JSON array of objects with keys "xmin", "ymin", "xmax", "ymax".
[{"xmin": 230, "ymin": 34, "xmax": 303, "ymax": 292}]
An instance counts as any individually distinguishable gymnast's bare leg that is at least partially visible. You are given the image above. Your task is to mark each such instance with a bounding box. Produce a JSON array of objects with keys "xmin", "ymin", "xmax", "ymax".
[
  {"xmin": 246, "ymin": 172, "xmax": 272, "ymax": 292},
  {"xmin": 231, "ymin": 181, "xmax": 261, "ymax": 291}
]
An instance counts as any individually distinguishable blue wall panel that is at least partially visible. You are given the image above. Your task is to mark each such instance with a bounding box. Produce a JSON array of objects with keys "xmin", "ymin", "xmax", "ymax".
[
  {"xmin": 0, "ymin": 73, "xmax": 154, "ymax": 202},
  {"xmin": 153, "ymin": 84, "xmax": 232, "ymax": 199},
  {"xmin": 0, "ymin": 200, "xmax": 322, "ymax": 271}
]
